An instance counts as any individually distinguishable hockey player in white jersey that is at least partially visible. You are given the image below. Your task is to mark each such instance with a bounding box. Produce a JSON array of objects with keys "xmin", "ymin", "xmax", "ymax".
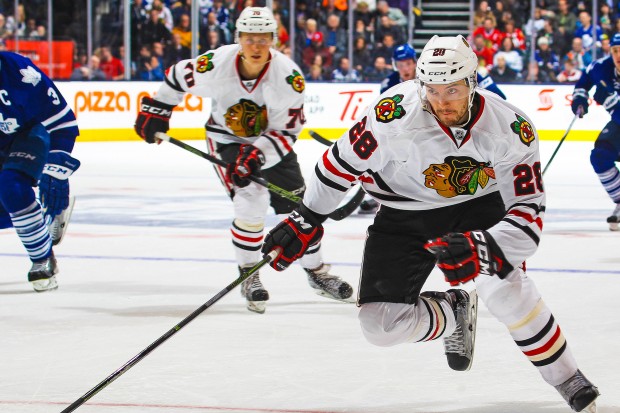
[
  {"xmin": 0, "ymin": 52, "xmax": 80, "ymax": 292},
  {"xmin": 263, "ymin": 35, "xmax": 599, "ymax": 411},
  {"xmin": 134, "ymin": 6, "xmax": 352, "ymax": 313}
]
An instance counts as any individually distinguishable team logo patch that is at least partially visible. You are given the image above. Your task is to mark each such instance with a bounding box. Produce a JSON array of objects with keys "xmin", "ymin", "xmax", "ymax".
[
  {"xmin": 510, "ymin": 114, "xmax": 535, "ymax": 146},
  {"xmin": 423, "ymin": 156, "xmax": 495, "ymax": 198},
  {"xmin": 196, "ymin": 53, "xmax": 214, "ymax": 73},
  {"xmin": 224, "ymin": 99, "xmax": 268, "ymax": 138},
  {"xmin": 20, "ymin": 66, "xmax": 41, "ymax": 86},
  {"xmin": 0, "ymin": 112, "xmax": 20, "ymax": 133},
  {"xmin": 374, "ymin": 94, "xmax": 406, "ymax": 123},
  {"xmin": 286, "ymin": 70, "xmax": 305, "ymax": 93}
]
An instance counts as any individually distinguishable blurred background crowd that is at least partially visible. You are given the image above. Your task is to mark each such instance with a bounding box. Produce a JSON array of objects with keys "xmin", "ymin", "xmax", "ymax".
[{"xmin": 0, "ymin": 0, "xmax": 616, "ymax": 84}]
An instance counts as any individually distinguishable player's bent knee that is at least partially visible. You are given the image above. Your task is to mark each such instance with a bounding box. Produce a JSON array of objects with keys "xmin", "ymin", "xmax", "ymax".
[
  {"xmin": 0, "ymin": 169, "xmax": 34, "ymax": 202},
  {"xmin": 476, "ymin": 270, "xmax": 540, "ymax": 323},
  {"xmin": 358, "ymin": 302, "xmax": 415, "ymax": 347},
  {"xmin": 590, "ymin": 143, "xmax": 618, "ymax": 173},
  {"xmin": 233, "ymin": 218, "xmax": 264, "ymax": 232}
]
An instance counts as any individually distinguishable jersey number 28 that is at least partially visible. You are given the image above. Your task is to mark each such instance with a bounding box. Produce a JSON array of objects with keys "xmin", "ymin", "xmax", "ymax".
[
  {"xmin": 349, "ymin": 116, "xmax": 378, "ymax": 159},
  {"xmin": 513, "ymin": 162, "xmax": 543, "ymax": 196}
]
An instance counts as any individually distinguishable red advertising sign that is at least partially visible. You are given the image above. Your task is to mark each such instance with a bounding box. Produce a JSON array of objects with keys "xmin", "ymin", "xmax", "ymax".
[{"xmin": 5, "ymin": 40, "xmax": 74, "ymax": 79}]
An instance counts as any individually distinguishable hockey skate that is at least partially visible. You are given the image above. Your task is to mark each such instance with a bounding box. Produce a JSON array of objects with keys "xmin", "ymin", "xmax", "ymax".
[
  {"xmin": 28, "ymin": 253, "xmax": 59, "ymax": 292},
  {"xmin": 358, "ymin": 198, "xmax": 379, "ymax": 215},
  {"xmin": 442, "ymin": 289, "xmax": 478, "ymax": 371},
  {"xmin": 555, "ymin": 369, "xmax": 599, "ymax": 412},
  {"xmin": 49, "ymin": 196, "xmax": 75, "ymax": 245},
  {"xmin": 606, "ymin": 203, "xmax": 620, "ymax": 231},
  {"xmin": 304, "ymin": 264, "xmax": 354, "ymax": 302},
  {"xmin": 240, "ymin": 266, "xmax": 269, "ymax": 314}
]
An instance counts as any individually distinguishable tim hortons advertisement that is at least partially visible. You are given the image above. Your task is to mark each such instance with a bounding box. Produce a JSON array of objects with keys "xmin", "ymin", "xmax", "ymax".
[{"xmin": 54, "ymin": 81, "xmax": 607, "ymax": 142}]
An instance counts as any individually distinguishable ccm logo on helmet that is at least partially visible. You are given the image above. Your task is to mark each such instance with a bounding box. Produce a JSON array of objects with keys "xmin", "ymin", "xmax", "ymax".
[{"xmin": 429, "ymin": 71, "xmax": 447, "ymax": 75}]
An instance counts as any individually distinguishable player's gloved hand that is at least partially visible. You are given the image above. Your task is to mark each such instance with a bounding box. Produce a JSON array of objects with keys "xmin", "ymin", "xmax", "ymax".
[
  {"xmin": 38, "ymin": 151, "xmax": 81, "ymax": 219},
  {"xmin": 227, "ymin": 144, "xmax": 265, "ymax": 188},
  {"xmin": 571, "ymin": 88, "xmax": 589, "ymax": 118},
  {"xmin": 262, "ymin": 204, "xmax": 326, "ymax": 271},
  {"xmin": 134, "ymin": 96, "xmax": 175, "ymax": 144},
  {"xmin": 424, "ymin": 230, "xmax": 501, "ymax": 286}
]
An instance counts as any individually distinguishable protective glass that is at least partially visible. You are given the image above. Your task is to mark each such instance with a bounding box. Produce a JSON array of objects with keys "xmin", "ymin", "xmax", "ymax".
[{"xmin": 423, "ymin": 83, "xmax": 470, "ymax": 102}]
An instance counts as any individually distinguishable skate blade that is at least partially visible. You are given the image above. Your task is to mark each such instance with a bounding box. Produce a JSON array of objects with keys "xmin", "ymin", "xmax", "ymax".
[
  {"xmin": 246, "ymin": 301, "xmax": 266, "ymax": 314},
  {"xmin": 31, "ymin": 275, "xmax": 58, "ymax": 292},
  {"xmin": 51, "ymin": 196, "xmax": 76, "ymax": 246},
  {"xmin": 462, "ymin": 290, "xmax": 478, "ymax": 372},
  {"xmin": 312, "ymin": 289, "xmax": 356, "ymax": 303}
]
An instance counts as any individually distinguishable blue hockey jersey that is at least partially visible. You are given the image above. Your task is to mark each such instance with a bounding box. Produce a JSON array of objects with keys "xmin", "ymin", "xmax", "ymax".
[
  {"xmin": 0, "ymin": 52, "xmax": 79, "ymax": 155},
  {"xmin": 574, "ymin": 55, "xmax": 620, "ymax": 124}
]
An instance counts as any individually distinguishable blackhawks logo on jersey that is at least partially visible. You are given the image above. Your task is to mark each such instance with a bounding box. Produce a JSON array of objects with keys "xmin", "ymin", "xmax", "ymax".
[
  {"xmin": 196, "ymin": 53, "xmax": 215, "ymax": 73},
  {"xmin": 423, "ymin": 156, "xmax": 495, "ymax": 198},
  {"xmin": 510, "ymin": 114, "xmax": 535, "ymax": 146},
  {"xmin": 224, "ymin": 99, "xmax": 268, "ymax": 138},
  {"xmin": 286, "ymin": 70, "xmax": 305, "ymax": 93},
  {"xmin": 375, "ymin": 94, "xmax": 406, "ymax": 123}
]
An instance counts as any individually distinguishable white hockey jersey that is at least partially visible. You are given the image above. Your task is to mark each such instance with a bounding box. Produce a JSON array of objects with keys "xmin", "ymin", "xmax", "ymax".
[
  {"xmin": 305, "ymin": 80, "xmax": 545, "ymax": 270},
  {"xmin": 154, "ymin": 44, "xmax": 306, "ymax": 168}
]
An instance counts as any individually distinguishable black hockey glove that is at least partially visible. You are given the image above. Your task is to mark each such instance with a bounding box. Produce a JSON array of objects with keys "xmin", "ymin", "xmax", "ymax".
[
  {"xmin": 39, "ymin": 151, "xmax": 81, "ymax": 220},
  {"xmin": 425, "ymin": 230, "xmax": 502, "ymax": 286},
  {"xmin": 262, "ymin": 204, "xmax": 326, "ymax": 271},
  {"xmin": 227, "ymin": 144, "xmax": 265, "ymax": 188},
  {"xmin": 134, "ymin": 96, "xmax": 175, "ymax": 143},
  {"xmin": 571, "ymin": 88, "xmax": 588, "ymax": 118}
]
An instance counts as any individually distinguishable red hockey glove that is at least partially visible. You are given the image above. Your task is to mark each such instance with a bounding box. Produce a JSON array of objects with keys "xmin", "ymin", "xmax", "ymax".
[
  {"xmin": 425, "ymin": 230, "xmax": 502, "ymax": 286},
  {"xmin": 262, "ymin": 205, "xmax": 326, "ymax": 271},
  {"xmin": 134, "ymin": 96, "xmax": 175, "ymax": 143},
  {"xmin": 227, "ymin": 144, "xmax": 265, "ymax": 188}
]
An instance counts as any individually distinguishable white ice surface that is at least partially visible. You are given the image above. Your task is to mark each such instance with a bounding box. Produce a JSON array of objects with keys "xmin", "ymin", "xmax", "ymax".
[{"xmin": 0, "ymin": 139, "xmax": 619, "ymax": 413}]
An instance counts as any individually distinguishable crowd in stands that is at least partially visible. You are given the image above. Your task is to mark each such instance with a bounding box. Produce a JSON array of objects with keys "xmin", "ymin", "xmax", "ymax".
[{"xmin": 3, "ymin": 0, "xmax": 620, "ymax": 84}]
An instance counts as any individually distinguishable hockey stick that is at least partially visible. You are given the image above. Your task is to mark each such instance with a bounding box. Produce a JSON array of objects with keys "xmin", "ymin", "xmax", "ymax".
[
  {"xmin": 308, "ymin": 130, "xmax": 367, "ymax": 219},
  {"xmin": 542, "ymin": 108, "xmax": 582, "ymax": 176},
  {"xmin": 156, "ymin": 133, "xmax": 362, "ymax": 221},
  {"xmin": 60, "ymin": 249, "xmax": 279, "ymax": 413}
]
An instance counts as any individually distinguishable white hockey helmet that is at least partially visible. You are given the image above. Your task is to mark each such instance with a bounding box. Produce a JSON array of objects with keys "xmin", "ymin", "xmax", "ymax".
[
  {"xmin": 416, "ymin": 35, "xmax": 478, "ymax": 86},
  {"xmin": 235, "ymin": 7, "xmax": 278, "ymax": 44}
]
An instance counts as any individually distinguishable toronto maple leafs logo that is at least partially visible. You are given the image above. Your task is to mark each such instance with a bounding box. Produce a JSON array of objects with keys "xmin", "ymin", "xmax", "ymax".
[
  {"xmin": 0, "ymin": 112, "xmax": 20, "ymax": 134},
  {"xmin": 20, "ymin": 66, "xmax": 41, "ymax": 86}
]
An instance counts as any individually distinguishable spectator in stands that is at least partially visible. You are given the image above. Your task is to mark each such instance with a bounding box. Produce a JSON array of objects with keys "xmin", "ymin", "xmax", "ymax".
[
  {"xmin": 274, "ymin": 11, "xmax": 289, "ymax": 50},
  {"xmin": 202, "ymin": 12, "xmax": 227, "ymax": 50},
  {"xmin": 375, "ymin": 14, "xmax": 404, "ymax": 45},
  {"xmin": 142, "ymin": 7, "xmax": 172, "ymax": 46},
  {"xmin": 574, "ymin": 10, "xmax": 603, "ymax": 51},
  {"xmin": 493, "ymin": 36, "xmax": 523, "ymax": 72},
  {"xmin": 523, "ymin": 7, "xmax": 545, "ymax": 38},
  {"xmin": 365, "ymin": 56, "xmax": 392, "ymax": 82},
  {"xmin": 523, "ymin": 60, "xmax": 543, "ymax": 84},
  {"xmin": 207, "ymin": 0, "xmax": 231, "ymax": 43},
  {"xmin": 172, "ymin": 13, "xmax": 192, "ymax": 49},
  {"xmin": 302, "ymin": 18, "xmax": 321, "ymax": 49},
  {"xmin": 131, "ymin": 0, "xmax": 148, "ymax": 59},
  {"xmin": 502, "ymin": 19, "xmax": 526, "ymax": 52},
  {"xmin": 472, "ymin": 17, "xmax": 502, "ymax": 51},
  {"xmin": 306, "ymin": 64, "xmax": 325, "ymax": 81},
  {"xmin": 24, "ymin": 18, "xmax": 38, "ymax": 39},
  {"xmin": 70, "ymin": 55, "xmax": 107, "ymax": 81},
  {"xmin": 353, "ymin": 36, "xmax": 372, "ymax": 74},
  {"xmin": 302, "ymin": 32, "xmax": 333, "ymax": 74},
  {"xmin": 0, "ymin": 14, "xmax": 11, "ymax": 39},
  {"xmin": 6, "ymin": 4, "xmax": 26, "ymax": 37},
  {"xmin": 555, "ymin": 0, "xmax": 577, "ymax": 36},
  {"xmin": 372, "ymin": 32, "xmax": 396, "ymax": 63},
  {"xmin": 534, "ymin": 36, "xmax": 559, "ymax": 82},
  {"xmin": 151, "ymin": 41, "xmax": 166, "ymax": 68},
  {"xmin": 323, "ymin": 14, "xmax": 347, "ymax": 63},
  {"xmin": 472, "ymin": 33, "xmax": 495, "ymax": 71},
  {"xmin": 375, "ymin": 0, "xmax": 407, "ymax": 28},
  {"xmin": 99, "ymin": 45, "xmax": 125, "ymax": 80},
  {"xmin": 492, "ymin": 0, "xmax": 508, "ymax": 31},
  {"xmin": 556, "ymin": 58, "xmax": 582, "ymax": 83},
  {"xmin": 204, "ymin": 28, "xmax": 223, "ymax": 51},
  {"xmin": 489, "ymin": 54, "xmax": 519, "ymax": 83},
  {"xmin": 170, "ymin": 0, "xmax": 191, "ymax": 24},
  {"xmin": 354, "ymin": 1, "xmax": 374, "ymax": 29},
  {"xmin": 473, "ymin": 0, "xmax": 495, "ymax": 28},
  {"xmin": 565, "ymin": 36, "xmax": 592, "ymax": 70},
  {"xmin": 539, "ymin": 17, "xmax": 567, "ymax": 57},
  {"xmin": 165, "ymin": 32, "xmax": 191, "ymax": 67},
  {"xmin": 354, "ymin": 18, "xmax": 374, "ymax": 46},
  {"xmin": 331, "ymin": 56, "xmax": 361, "ymax": 82},
  {"xmin": 597, "ymin": 34, "xmax": 611, "ymax": 58},
  {"xmin": 135, "ymin": 44, "xmax": 164, "ymax": 80},
  {"xmin": 598, "ymin": 3, "xmax": 613, "ymax": 36},
  {"xmin": 317, "ymin": 0, "xmax": 346, "ymax": 28},
  {"xmin": 150, "ymin": 0, "xmax": 174, "ymax": 31}
]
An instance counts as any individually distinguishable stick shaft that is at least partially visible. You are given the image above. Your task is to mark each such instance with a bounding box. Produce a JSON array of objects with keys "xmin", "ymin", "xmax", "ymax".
[{"xmin": 60, "ymin": 252, "xmax": 277, "ymax": 413}]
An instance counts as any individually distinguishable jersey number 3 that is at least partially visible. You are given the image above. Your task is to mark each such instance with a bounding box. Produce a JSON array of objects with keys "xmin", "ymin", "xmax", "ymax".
[
  {"xmin": 349, "ymin": 116, "xmax": 378, "ymax": 159},
  {"xmin": 513, "ymin": 162, "xmax": 543, "ymax": 196}
]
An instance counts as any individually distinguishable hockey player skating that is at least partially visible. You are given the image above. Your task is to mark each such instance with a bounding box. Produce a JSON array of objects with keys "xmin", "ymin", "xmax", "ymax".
[
  {"xmin": 262, "ymin": 35, "xmax": 599, "ymax": 412},
  {"xmin": 358, "ymin": 42, "xmax": 507, "ymax": 216},
  {"xmin": 0, "ymin": 52, "xmax": 80, "ymax": 292},
  {"xmin": 134, "ymin": 7, "xmax": 353, "ymax": 313},
  {"xmin": 571, "ymin": 32, "xmax": 620, "ymax": 230}
]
